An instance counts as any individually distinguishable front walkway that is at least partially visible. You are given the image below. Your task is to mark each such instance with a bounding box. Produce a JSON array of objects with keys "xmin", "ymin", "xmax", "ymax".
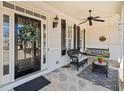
[{"xmin": 41, "ymin": 58, "xmax": 119, "ymax": 91}]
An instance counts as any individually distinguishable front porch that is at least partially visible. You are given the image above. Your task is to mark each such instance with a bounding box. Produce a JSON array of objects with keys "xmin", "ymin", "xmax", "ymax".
[{"xmin": 0, "ymin": 1, "xmax": 123, "ymax": 91}]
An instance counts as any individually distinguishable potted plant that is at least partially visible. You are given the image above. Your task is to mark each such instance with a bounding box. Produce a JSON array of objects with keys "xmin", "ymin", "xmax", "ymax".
[{"xmin": 96, "ymin": 55, "xmax": 104, "ymax": 63}]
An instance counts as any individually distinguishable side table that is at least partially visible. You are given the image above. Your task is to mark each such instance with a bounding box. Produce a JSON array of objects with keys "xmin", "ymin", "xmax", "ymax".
[{"xmin": 92, "ymin": 60, "xmax": 108, "ymax": 77}]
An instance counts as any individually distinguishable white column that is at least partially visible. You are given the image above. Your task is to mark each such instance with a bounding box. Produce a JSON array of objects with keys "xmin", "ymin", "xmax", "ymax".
[{"xmin": 119, "ymin": 5, "xmax": 124, "ymax": 82}]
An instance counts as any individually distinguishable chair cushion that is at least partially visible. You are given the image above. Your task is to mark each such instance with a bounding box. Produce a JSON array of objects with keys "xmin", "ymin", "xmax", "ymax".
[
  {"xmin": 86, "ymin": 48, "xmax": 110, "ymax": 58},
  {"xmin": 72, "ymin": 54, "xmax": 88, "ymax": 62},
  {"xmin": 77, "ymin": 55, "xmax": 88, "ymax": 62}
]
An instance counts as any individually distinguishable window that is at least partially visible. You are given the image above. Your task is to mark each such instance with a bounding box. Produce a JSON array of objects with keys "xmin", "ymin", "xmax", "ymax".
[
  {"xmin": 61, "ymin": 19, "xmax": 66, "ymax": 55},
  {"xmin": 3, "ymin": 14, "xmax": 9, "ymax": 75},
  {"xmin": 73, "ymin": 24, "xmax": 76, "ymax": 49},
  {"xmin": 77, "ymin": 26, "xmax": 80, "ymax": 50},
  {"xmin": 80, "ymin": 30, "xmax": 83, "ymax": 49},
  {"xmin": 73, "ymin": 25, "xmax": 82, "ymax": 50},
  {"xmin": 67, "ymin": 26, "xmax": 72, "ymax": 49}
]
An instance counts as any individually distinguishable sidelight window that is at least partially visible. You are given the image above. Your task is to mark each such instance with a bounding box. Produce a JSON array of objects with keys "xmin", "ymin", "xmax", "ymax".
[{"xmin": 3, "ymin": 14, "xmax": 10, "ymax": 75}]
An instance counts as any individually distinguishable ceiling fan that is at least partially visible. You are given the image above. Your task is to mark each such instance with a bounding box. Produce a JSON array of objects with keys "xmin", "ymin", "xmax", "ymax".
[{"xmin": 79, "ymin": 10, "xmax": 105, "ymax": 26}]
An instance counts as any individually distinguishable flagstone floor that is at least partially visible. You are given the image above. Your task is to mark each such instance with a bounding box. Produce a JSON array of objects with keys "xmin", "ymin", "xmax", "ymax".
[
  {"xmin": 9, "ymin": 57, "xmax": 119, "ymax": 91},
  {"xmin": 40, "ymin": 58, "xmax": 119, "ymax": 91}
]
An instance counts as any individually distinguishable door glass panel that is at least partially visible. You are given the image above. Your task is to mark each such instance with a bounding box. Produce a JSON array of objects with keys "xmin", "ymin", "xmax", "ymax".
[
  {"xmin": 3, "ymin": 14, "xmax": 9, "ymax": 75},
  {"xmin": 43, "ymin": 24, "xmax": 46, "ymax": 64}
]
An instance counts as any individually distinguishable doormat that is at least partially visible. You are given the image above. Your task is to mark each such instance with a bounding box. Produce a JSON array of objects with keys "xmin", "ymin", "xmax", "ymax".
[
  {"xmin": 77, "ymin": 65, "xmax": 119, "ymax": 91},
  {"xmin": 14, "ymin": 76, "xmax": 51, "ymax": 91}
]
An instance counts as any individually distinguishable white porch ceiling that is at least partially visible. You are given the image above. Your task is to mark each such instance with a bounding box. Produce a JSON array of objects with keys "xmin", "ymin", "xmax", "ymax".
[{"xmin": 44, "ymin": 1, "xmax": 122, "ymax": 22}]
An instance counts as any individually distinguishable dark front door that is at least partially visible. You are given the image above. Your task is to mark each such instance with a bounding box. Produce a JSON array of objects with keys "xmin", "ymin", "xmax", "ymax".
[{"xmin": 15, "ymin": 14, "xmax": 41, "ymax": 79}]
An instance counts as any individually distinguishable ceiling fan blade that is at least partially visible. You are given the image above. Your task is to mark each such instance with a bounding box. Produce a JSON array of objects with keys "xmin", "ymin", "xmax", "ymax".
[
  {"xmin": 93, "ymin": 16, "xmax": 100, "ymax": 18},
  {"xmin": 93, "ymin": 18, "xmax": 105, "ymax": 22},
  {"xmin": 89, "ymin": 20, "xmax": 92, "ymax": 26},
  {"xmin": 79, "ymin": 20, "xmax": 87, "ymax": 25}
]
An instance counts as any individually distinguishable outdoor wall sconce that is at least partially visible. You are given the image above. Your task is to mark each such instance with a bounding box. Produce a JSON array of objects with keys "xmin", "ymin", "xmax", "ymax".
[{"xmin": 53, "ymin": 15, "xmax": 59, "ymax": 28}]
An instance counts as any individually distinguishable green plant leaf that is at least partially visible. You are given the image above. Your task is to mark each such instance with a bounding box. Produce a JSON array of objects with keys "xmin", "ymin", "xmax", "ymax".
[{"xmin": 19, "ymin": 25, "xmax": 39, "ymax": 42}]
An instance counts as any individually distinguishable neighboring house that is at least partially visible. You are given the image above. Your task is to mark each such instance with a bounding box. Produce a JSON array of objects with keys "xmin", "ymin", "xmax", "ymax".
[{"xmin": 0, "ymin": 1, "xmax": 123, "ymax": 91}]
